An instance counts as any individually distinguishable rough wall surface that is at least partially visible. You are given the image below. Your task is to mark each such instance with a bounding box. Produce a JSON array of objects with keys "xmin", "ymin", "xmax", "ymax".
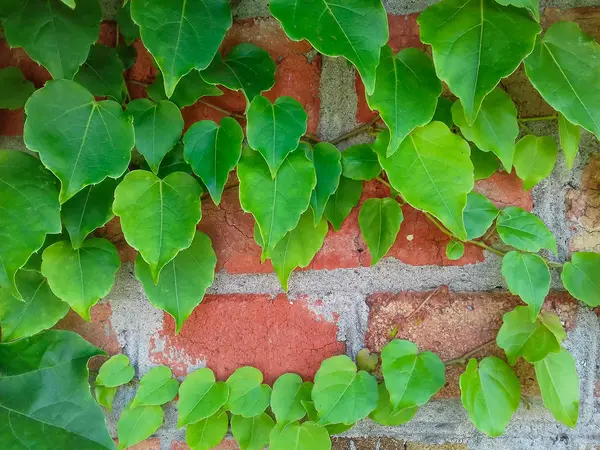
[{"xmin": 1, "ymin": 0, "xmax": 600, "ymax": 449}]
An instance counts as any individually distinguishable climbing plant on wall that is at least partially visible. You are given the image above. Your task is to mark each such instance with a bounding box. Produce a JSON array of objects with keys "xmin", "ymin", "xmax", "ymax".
[{"xmin": 0, "ymin": 0, "xmax": 599, "ymax": 448}]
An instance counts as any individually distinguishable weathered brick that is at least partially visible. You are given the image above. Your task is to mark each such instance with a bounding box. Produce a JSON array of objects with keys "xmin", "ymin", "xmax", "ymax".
[{"xmin": 0, "ymin": 109, "xmax": 25, "ymax": 136}]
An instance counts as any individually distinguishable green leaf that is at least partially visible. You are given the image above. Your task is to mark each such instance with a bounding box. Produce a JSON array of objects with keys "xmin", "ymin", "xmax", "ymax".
[
  {"xmin": 534, "ymin": 348, "xmax": 579, "ymax": 428},
  {"xmin": 24, "ymin": 79, "xmax": 134, "ymax": 203},
  {"xmin": 96, "ymin": 354, "xmax": 135, "ymax": 388},
  {"xmin": 271, "ymin": 373, "xmax": 313, "ymax": 424},
  {"xmin": 226, "ymin": 366, "xmax": 271, "ymax": 418},
  {"xmin": 496, "ymin": 207, "xmax": 557, "ymax": 254},
  {"xmin": 22, "ymin": 232, "xmax": 69, "ymax": 273},
  {"xmin": 135, "ymin": 231, "xmax": 216, "ymax": 333},
  {"xmin": 324, "ymin": 176, "xmax": 362, "ymax": 231},
  {"xmin": 117, "ymin": 43, "xmax": 137, "ymax": 70},
  {"xmin": 0, "ymin": 151, "xmax": 61, "ymax": 296},
  {"xmin": 184, "ymin": 118, "xmax": 243, "ymax": 204},
  {"xmin": 62, "ymin": 178, "xmax": 119, "ymax": 249},
  {"xmin": 418, "ymin": 0, "xmax": 540, "ymax": 124},
  {"xmin": 471, "ymin": 145, "xmax": 500, "ymax": 181},
  {"xmin": 513, "ymin": 135, "xmax": 558, "ymax": 190},
  {"xmin": 494, "ymin": 0, "xmax": 539, "ymax": 21},
  {"xmin": 132, "ymin": 366, "xmax": 179, "ymax": 408},
  {"xmin": 247, "ymin": 96, "xmax": 308, "ymax": 177},
  {"xmin": 186, "ymin": 410, "xmax": 229, "ymax": 450},
  {"xmin": 301, "ymin": 400, "xmax": 354, "ymax": 435},
  {"xmin": 60, "ymin": 0, "xmax": 75, "ymax": 8},
  {"xmin": 130, "ymin": 0, "xmax": 232, "ymax": 97},
  {"xmin": 232, "ymin": 413, "xmax": 274, "ymax": 450},
  {"xmin": 524, "ymin": 22, "xmax": 600, "ymax": 139},
  {"xmin": 74, "ymin": 44, "xmax": 126, "ymax": 101},
  {"xmin": 142, "ymin": 143, "xmax": 194, "ymax": 177},
  {"xmin": 95, "ymin": 385, "xmax": 117, "ymax": 411},
  {"xmin": 561, "ymin": 252, "xmax": 600, "ymax": 307},
  {"xmin": 558, "ymin": 113, "xmax": 581, "ymax": 169},
  {"xmin": 238, "ymin": 147, "xmax": 316, "ymax": 255},
  {"xmin": 312, "ymin": 355, "xmax": 378, "ymax": 425},
  {"xmin": 309, "ymin": 142, "xmax": 342, "ymax": 225},
  {"xmin": 356, "ymin": 349, "xmax": 379, "ymax": 373},
  {"xmin": 0, "ymin": 67, "xmax": 35, "ymax": 110},
  {"xmin": 178, "ymin": 368, "xmax": 229, "ymax": 427},
  {"xmin": 501, "ymin": 251, "xmax": 550, "ymax": 320},
  {"xmin": 269, "ymin": 421, "xmax": 331, "ymax": 450},
  {"xmin": 148, "ymin": 71, "xmax": 223, "ymax": 109},
  {"xmin": 41, "ymin": 239, "xmax": 120, "ymax": 321},
  {"xmin": 452, "ymin": 88, "xmax": 518, "ymax": 171},
  {"xmin": 0, "ymin": 330, "xmax": 115, "ymax": 449},
  {"xmin": 497, "ymin": 306, "xmax": 565, "ymax": 365},
  {"xmin": 459, "ymin": 357, "xmax": 521, "ymax": 437},
  {"xmin": 0, "ymin": 0, "xmax": 101, "ymax": 79},
  {"xmin": 381, "ymin": 339, "xmax": 445, "ymax": 411},
  {"xmin": 0, "ymin": 270, "xmax": 68, "ymax": 342},
  {"xmin": 446, "ymin": 240, "xmax": 465, "ymax": 261},
  {"xmin": 113, "ymin": 170, "xmax": 203, "ymax": 283},
  {"xmin": 367, "ymin": 46, "xmax": 442, "ymax": 155},
  {"xmin": 269, "ymin": 0, "xmax": 388, "ymax": 95},
  {"xmin": 369, "ymin": 383, "xmax": 419, "ymax": 426},
  {"xmin": 116, "ymin": 2, "xmax": 140, "ymax": 45},
  {"xmin": 341, "ymin": 144, "xmax": 382, "ymax": 181},
  {"xmin": 117, "ymin": 402, "xmax": 163, "ymax": 450},
  {"xmin": 432, "ymin": 97, "xmax": 454, "ymax": 129},
  {"xmin": 463, "ymin": 192, "xmax": 499, "ymax": 240},
  {"xmin": 374, "ymin": 125, "xmax": 474, "ymax": 240},
  {"xmin": 359, "ymin": 198, "xmax": 403, "ymax": 265},
  {"xmin": 201, "ymin": 44, "xmax": 276, "ymax": 104}
]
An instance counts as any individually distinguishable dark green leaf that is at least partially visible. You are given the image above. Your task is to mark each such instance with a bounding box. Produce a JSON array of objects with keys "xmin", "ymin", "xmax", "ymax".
[
  {"xmin": 432, "ymin": 97, "xmax": 454, "ymax": 129},
  {"xmin": 496, "ymin": 207, "xmax": 557, "ymax": 254},
  {"xmin": 117, "ymin": 44, "xmax": 137, "ymax": 70},
  {"xmin": 147, "ymin": 70, "xmax": 223, "ymax": 109},
  {"xmin": 324, "ymin": 176, "xmax": 362, "ymax": 231},
  {"xmin": 178, "ymin": 368, "xmax": 229, "ymax": 427},
  {"xmin": 463, "ymin": 192, "xmax": 498, "ymax": 240},
  {"xmin": 186, "ymin": 410, "xmax": 229, "ymax": 450},
  {"xmin": 132, "ymin": 366, "xmax": 179, "ymax": 408},
  {"xmin": 558, "ymin": 113, "xmax": 581, "ymax": 170},
  {"xmin": 446, "ymin": 240, "xmax": 465, "ymax": 261},
  {"xmin": 471, "ymin": 145, "xmax": 500, "ymax": 180},
  {"xmin": 309, "ymin": 142, "xmax": 342, "ymax": 225},
  {"xmin": 231, "ymin": 413, "xmax": 274, "ymax": 450},
  {"xmin": 341, "ymin": 144, "xmax": 382, "ymax": 181},
  {"xmin": 96, "ymin": 354, "xmax": 135, "ymax": 388},
  {"xmin": 561, "ymin": 252, "xmax": 600, "ymax": 307},
  {"xmin": 513, "ymin": 135, "xmax": 558, "ymax": 190},
  {"xmin": 358, "ymin": 198, "xmax": 403, "ymax": 265},
  {"xmin": 369, "ymin": 383, "xmax": 418, "ymax": 426},
  {"xmin": 74, "ymin": 44, "xmax": 126, "ymax": 101},
  {"xmin": 117, "ymin": 402, "xmax": 163, "ymax": 450},
  {"xmin": 0, "ymin": 67, "xmax": 35, "ymax": 110},
  {"xmin": 116, "ymin": 1, "xmax": 139, "ymax": 45},
  {"xmin": 141, "ymin": 143, "xmax": 194, "ymax": 177},
  {"xmin": 271, "ymin": 373, "xmax": 312, "ymax": 424}
]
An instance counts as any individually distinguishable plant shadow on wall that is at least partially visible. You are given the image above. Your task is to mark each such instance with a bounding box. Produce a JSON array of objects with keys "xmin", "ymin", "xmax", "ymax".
[{"xmin": 0, "ymin": 0, "xmax": 599, "ymax": 448}]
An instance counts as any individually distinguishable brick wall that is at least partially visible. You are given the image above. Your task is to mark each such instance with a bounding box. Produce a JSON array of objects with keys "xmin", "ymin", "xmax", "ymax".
[{"xmin": 2, "ymin": 0, "xmax": 600, "ymax": 449}]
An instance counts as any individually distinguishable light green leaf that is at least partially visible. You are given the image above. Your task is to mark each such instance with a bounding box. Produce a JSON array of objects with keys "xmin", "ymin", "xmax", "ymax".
[
  {"xmin": 561, "ymin": 252, "xmax": 600, "ymax": 307},
  {"xmin": 117, "ymin": 402, "xmax": 163, "ymax": 450},
  {"xmin": 132, "ymin": 366, "xmax": 179, "ymax": 408},
  {"xmin": 359, "ymin": 198, "xmax": 403, "ymax": 265},
  {"xmin": 432, "ymin": 97, "xmax": 454, "ymax": 129},
  {"xmin": 463, "ymin": 192, "xmax": 499, "ymax": 240},
  {"xmin": 324, "ymin": 176, "xmax": 362, "ymax": 231},
  {"xmin": 446, "ymin": 240, "xmax": 465, "ymax": 261},
  {"xmin": 460, "ymin": 357, "xmax": 521, "ymax": 437},
  {"xmin": 226, "ymin": 366, "xmax": 271, "ymax": 418},
  {"xmin": 130, "ymin": 0, "xmax": 232, "ymax": 97},
  {"xmin": 0, "ymin": 67, "xmax": 35, "ymax": 110},
  {"xmin": 113, "ymin": 170, "xmax": 203, "ymax": 283},
  {"xmin": 496, "ymin": 207, "xmax": 557, "ymax": 254},
  {"xmin": 184, "ymin": 118, "xmax": 243, "ymax": 205},
  {"xmin": 148, "ymin": 71, "xmax": 223, "ymax": 109},
  {"xmin": 369, "ymin": 383, "xmax": 419, "ymax": 426},
  {"xmin": 501, "ymin": 251, "xmax": 550, "ymax": 320},
  {"xmin": 558, "ymin": 113, "xmax": 581, "ymax": 169},
  {"xmin": 524, "ymin": 22, "xmax": 600, "ymax": 139},
  {"xmin": 471, "ymin": 145, "xmax": 500, "ymax": 181},
  {"xmin": 269, "ymin": 421, "xmax": 331, "ymax": 450},
  {"xmin": 232, "ymin": 413, "xmax": 274, "ymax": 450},
  {"xmin": 186, "ymin": 410, "xmax": 229, "ymax": 450},
  {"xmin": 513, "ymin": 135, "xmax": 558, "ymax": 190},
  {"xmin": 312, "ymin": 355, "xmax": 378, "ymax": 425},
  {"xmin": 301, "ymin": 400, "xmax": 354, "ymax": 435},
  {"xmin": 60, "ymin": 0, "xmax": 75, "ymax": 8},
  {"xmin": 374, "ymin": 125, "xmax": 474, "ymax": 240},
  {"xmin": 418, "ymin": 0, "xmax": 540, "ymax": 124},
  {"xmin": 24, "ymin": 79, "xmax": 134, "ymax": 203},
  {"xmin": 95, "ymin": 385, "xmax": 117, "ymax": 411},
  {"xmin": 74, "ymin": 44, "xmax": 126, "ymax": 101},
  {"xmin": 494, "ymin": 0, "xmax": 539, "ymax": 21},
  {"xmin": 0, "ymin": 330, "xmax": 115, "ymax": 449},
  {"xmin": 534, "ymin": 348, "xmax": 579, "ymax": 428},
  {"xmin": 178, "ymin": 368, "xmax": 229, "ymax": 427},
  {"xmin": 367, "ymin": 46, "xmax": 441, "ymax": 155},
  {"xmin": 116, "ymin": 2, "xmax": 139, "ymax": 45},
  {"xmin": 341, "ymin": 144, "xmax": 382, "ymax": 181},
  {"xmin": 96, "ymin": 354, "xmax": 135, "ymax": 388},
  {"xmin": 309, "ymin": 142, "xmax": 342, "ymax": 225},
  {"xmin": 270, "ymin": 0, "xmax": 388, "ymax": 95},
  {"xmin": 271, "ymin": 373, "xmax": 313, "ymax": 424}
]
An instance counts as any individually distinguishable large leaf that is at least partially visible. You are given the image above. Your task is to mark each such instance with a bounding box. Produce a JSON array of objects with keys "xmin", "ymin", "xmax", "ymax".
[
  {"xmin": 524, "ymin": 22, "xmax": 600, "ymax": 139},
  {"xmin": 178, "ymin": 368, "xmax": 229, "ymax": 427},
  {"xmin": 374, "ymin": 125, "xmax": 474, "ymax": 240},
  {"xmin": 359, "ymin": 198, "xmax": 403, "ymax": 265},
  {"xmin": 271, "ymin": 374, "xmax": 313, "ymax": 424},
  {"xmin": 0, "ymin": 330, "xmax": 116, "ymax": 449},
  {"xmin": 366, "ymin": 46, "xmax": 441, "ymax": 155},
  {"xmin": 324, "ymin": 176, "xmax": 362, "ymax": 231},
  {"xmin": 231, "ymin": 413, "xmax": 274, "ymax": 450},
  {"xmin": 341, "ymin": 144, "xmax": 382, "ymax": 181},
  {"xmin": 95, "ymin": 354, "xmax": 135, "ymax": 388},
  {"xmin": 0, "ymin": 0, "xmax": 101, "ymax": 79},
  {"xmin": 561, "ymin": 252, "xmax": 600, "ymax": 307},
  {"xmin": 418, "ymin": 0, "xmax": 541, "ymax": 123},
  {"xmin": 131, "ymin": 366, "xmax": 179, "ymax": 408},
  {"xmin": 117, "ymin": 402, "xmax": 163, "ymax": 450},
  {"xmin": 135, "ymin": 231, "xmax": 216, "ymax": 333},
  {"xmin": 226, "ymin": 367, "xmax": 272, "ymax": 418},
  {"xmin": 513, "ymin": 135, "xmax": 558, "ymax": 190},
  {"xmin": 186, "ymin": 410, "xmax": 229, "ymax": 450},
  {"xmin": 74, "ymin": 44, "xmax": 126, "ymax": 101},
  {"xmin": 130, "ymin": 0, "xmax": 232, "ymax": 96},
  {"xmin": 463, "ymin": 192, "xmax": 499, "ymax": 240},
  {"xmin": 0, "ymin": 67, "xmax": 35, "ymax": 110},
  {"xmin": 269, "ymin": 421, "xmax": 331, "ymax": 450},
  {"xmin": 496, "ymin": 207, "xmax": 557, "ymax": 254},
  {"xmin": 558, "ymin": 113, "xmax": 581, "ymax": 170},
  {"xmin": 308, "ymin": 143, "xmax": 342, "ymax": 225},
  {"xmin": 270, "ymin": 0, "xmax": 388, "ymax": 95},
  {"xmin": 183, "ymin": 118, "xmax": 244, "ymax": 205},
  {"xmin": 24, "ymin": 79, "xmax": 134, "ymax": 203},
  {"xmin": 113, "ymin": 170, "xmax": 203, "ymax": 283},
  {"xmin": 148, "ymin": 71, "xmax": 223, "ymax": 109},
  {"xmin": 369, "ymin": 383, "xmax": 419, "ymax": 426}
]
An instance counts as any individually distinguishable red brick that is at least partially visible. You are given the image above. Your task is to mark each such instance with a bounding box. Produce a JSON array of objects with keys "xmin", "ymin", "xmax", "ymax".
[
  {"xmin": 148, "ymin": 294, "xmax": 345, "ymax": 384},
  {"xmin": 114, "ymin": 438, "xmax": 161, "ymax": 450},
  {"xmin": 474, "ymin": 171, "xmax": 533, "ymax": 210},
  {"xmin": 99, "ymin": 22, "xmax": 117, "ymax": 47},
  {"xmin": 95, "ymin": 217, "xmax": 137, "ymax": 263},
  {"xmin": 171, "ymin": 439, "xmax": 239, "ymax": 450},
  {"xmin": 182, "ymin": 89, "xmax": 246, "ymax": 131},
  {"xmin": 0, "ymin": 39, "xmax": 51, "ymax": 88},
  {"xmin": 125, "ymin": 39, "xmax": 157, "ymax": 84},
  {"xmin": 0, "ymin": 109, "xmax": 25, "ymax": 136}
]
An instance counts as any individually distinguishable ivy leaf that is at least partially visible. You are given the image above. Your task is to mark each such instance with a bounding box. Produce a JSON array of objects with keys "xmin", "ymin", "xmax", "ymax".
[
  {"xmin": 369, "ymin": 383, "xmax": 418, "ymax": 426},
  {"xmin": 418, "ymin": 0, "xmax": 540, "ymax": 124},
  {"xmin": 341, "ymin": 144, "xmax": 382, "ymax": 181},
  {"xmin": 131, "ymin": 366, "xmax": 179, "ymax": 408},
  {"xmin": 24, "ymin": 79, "xmax": 134, "ymax": 203},
  {"xmin": 497, "ymin": 306, "xmax": 565, "ymax": 365},
  {"xmin": 74, "ymin": 44, "xmax": 126, "ymax": 101},
  {"xmin": 117, "ymin": 44, "xmax": 137, "ymax": 71},
  {"xmin": 513, "ymin": 135, "xmax": 558, "ymax": 190},
  {"xmin": 561, "ymin": 252, "xmax": 600, "ymax": 307},
  {"xmin": 96, "ymin": 354, "xmax": 135, "ymax": 388},
  {"xmin": 494, "ymin": 0, "xmax": 539, "ymax": 21},
  {"xmin": 95, "ymin": 385, "xmax": 117, "ymax": 411},
  {"xmin": 301, "ymin": 400, "xmax": 354, "ymax": 435},
  {"xmin": 184, "ymin": 118, "xmax": 243, "ymax": 205},
  {"xmin": 141, "ymin": 143, "xmax": 194, "ymax": 177},
  {"xmin": 22, "ymin": 232, "xmax": 68, "ymax": 273},
  {"xmin": 432, "ymin": 97, "xmax": 454, "ymax": 129},
  {"xmin": 309, "ymin": 142, "xmax": 342, "ymax": 225},
  {"xmin": 1, "ymin": 0, "xmax": 101, "ymax": 79},
  {"xmin": 471, "ymin": 145, "xmax": 500, "ymax": 181},
  {"xmin": 117, "ymin": 402, "xmax": 163, "ymax": 450},
  {"xmin": 452, "ymin": 88, "xmax": 519, "ymax": 171},
  {"xmin": 558, "ymin": 113, "xmax": 581, "ymax": 170},
  {"xmin": 534, "ymin": 348, "xmax": 580, "ymax": 428},
  {"xmin": 201, "ymin": 44, "xmax": 276, "ymax": 104},
  {"xmin": 178, "ymin": 368, "xmax": 229, "ymax": 427},
  {"xmin": 269, "ymin": 0, "xmax": 388, "ymax": 95},
  {"xmin": 524, "ymin": 22, "xmax": 600, "ymax": 139},
  {"xmin": 496, "ymin": 207, "xmax": 557, "ymax": 254},
  {"xmin": 130, "ymin": 0, "xmax": 232, "ymax": 97},
  {"xmin": 226, "ymin": 367, "xmax": 272, "ymax": 418},
  {"xmin": 463, "ymin": 192, "xmax": 499, "ymax": 240},
  {"xmin": 312, "ymin": 355, "xmax": 378, "ymax": 425},
  {"xmin": 366, "ymin": 46, "xmax": 442, "ymax": 155},
  {"xmin": 271, "ymin": 373, "xmax": 313, "ymax": 424},
  {"xmin": 0, "ymin": 330, "xmax": 115, "ymax": 449},
  {"xmin": 186, "ymin": 410, "xmax": 229, "ymax": 450},
  {"xmin": 148, "ymin": 71, "xmax": 223, "ymax": 109},
  {"xmin": 238, "ymin": 147, "xmax": 316, "ymax": 255},
  {"xmin": 459, "ymin": 357, "xmax": 521, "ymax": 437},
  {"xmin": 359, "ymin": 198, "xmax": 403, "ymax": 265},
  {"xmin": 374, "ymin": 125, "xmax": 474, "ymax": 240},
  {"xmin": 324, "ymin": 176, "xmax": 362, "ymax": 231},
  {"xmin": 247, "ymin": 96, "xmax": 308, "ymax": 177},
  {"xmin": 113, "ymin": 171, "xmax": 203, "ymax": 283},
  {"xmin": 135, "ymin": 231, "xmax": 216, "ymax": 334},
  {"xmin": 0, "ymin": 151, "xmax": 61, "ymax": 297},
  {"xmin": 0, "ymin": 67, "xmax": 35, "ymax": 110},
  {"xmin": 501, "ymin": 251, "xmax": 550, "ymax": 321},
  {"xmin": 0, "ymin": 270, "xmax": 69, "ymax": 342},
  {"xmin": 446, "ymin": 240, "xmax": 465, "ymax": 261},
  {"xmin": 269, "ymin": 421, "xmax": 331, "ymax": 450},
  {"xmin": 116, "ymin": 1, "xmax": 140, "ymax": 45},
  {"xmin": 231, "ymin": 413, "xmax": 274, "ymax": 450}
]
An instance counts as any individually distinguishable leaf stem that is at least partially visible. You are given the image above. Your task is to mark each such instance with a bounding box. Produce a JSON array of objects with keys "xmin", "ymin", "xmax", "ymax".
[
  {"xmin": 519, "ymin": 114, "xmax": 558, "ymax": 122},
  {"xmin": 329, "ymin": 115, "xmax": 380, "ymax": 145},
  {"xmin": 197, "ymin": 100, "xmax": 246, "ymax": 120},
  {"xmin": 444, "ymin": 339, "xmax": 496, "ymax": 365}
]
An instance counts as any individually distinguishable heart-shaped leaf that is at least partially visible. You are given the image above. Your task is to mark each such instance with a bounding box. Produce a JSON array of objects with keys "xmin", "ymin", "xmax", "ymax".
[
  {"xmin": 117, "ymin": 402, "xmax": 163, "ymax": 450},
  {"xmin": 226, "ymin": 367, "xmax": 272, "ymax": 418},
  {"xmin": 132, "ymin": 366, "xmax": 179, "ymax": 408},
  {"xmin": 0, "ymin": 67, "xmax": 35, "ymax": 110},
  {"xmin": 513, "ymin": 135, "xmax": 558, "ymax": 190},
  {"xmin": 561, "ymin": 252, "xmax": 600, "ymax": 307},
  {"xmin": 463, "ymin": 192, "xmax": 499, "ymax": 240},
  {"xmin": 178, "ymin": 368, "xmax": 229, "ymax": 427},
  {"xmin": 446, "ymin": 240, "xmax": 465, "ymax": 261},
  {"xmin": 558, "ymin": 113, "xmax": 581, "ymax": 170},
  {"xmin": 324, "ymin": 176, "xmax": 362, "ymax": 231},
  {"xmin": 269, "ymin": 421, "xmax": 331, "ymax": 450},
  {"xmin": 359, "ymin": 198, "xmax": 403, "ymax": 266},
  {"xmin": 96, "ymin": 354, "xmax": 135, "ymax": 388},
  {"xmin": 231, "ymin": 413, "xmax": 274, "ymax": 450},
  {"xmin": 496, "ymin": 207, "xmax": 557, "ymax": 254},
  {"xmin": 148, "ymin": 71, "xmax": 223, "ymax": 109},
  {"xmin": 271, "ymin": 373, "xmax": 313, "ymax": 424},
  {"xmin": 301, "ymin": 400, "xmax": 354, "ymax": 435},
  {"xmin": 74, "ymin": 44, "xmax": 126, "ymax": 101},
  {"xmin": 308, "ymin": 143, "xmax": 342, "ymax": 225},
  {"xmin": 369, "ymin": 383, "xmax": 418, "ymax": 426},
  {"xmin": 341, "ymin": 144, "xmax": 381, "ymax": 181},
  {"xmin": 185, "ymin": 410, "xmax": 229, "ymax": 450}
]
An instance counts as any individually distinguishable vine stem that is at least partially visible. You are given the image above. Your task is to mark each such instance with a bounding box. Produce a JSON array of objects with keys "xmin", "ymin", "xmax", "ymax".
[
  {"xmin": 197, "ymin": 100, "xmax": 245, "ymax": 120},
  {"xmin": 329, "ymin": 115, "xmax": 380, "ymax": 145},
  {"xmin": 519, "ymin": 114, "xmax": 558, "ymax": 122},
  {"xmin": 444, "ymin": 339, "xmax": 496, "ymax": 365}
]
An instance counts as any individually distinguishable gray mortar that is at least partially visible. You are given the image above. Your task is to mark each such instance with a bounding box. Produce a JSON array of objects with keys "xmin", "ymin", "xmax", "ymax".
[
  {"xmin": 99, "ymin": 0, "xmax": 121, "ymax": 20},
  {"xmin": 233, "ymin": 0, "xmax": 271, "ymax": 18}
]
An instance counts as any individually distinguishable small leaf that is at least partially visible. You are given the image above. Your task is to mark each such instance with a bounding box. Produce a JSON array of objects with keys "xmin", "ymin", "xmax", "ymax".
[
  {"xmin": 324, "ymin": 176, "xmax": 362, "ymax": 231},
  {"xmin": 186, "ymin": 410, "xmax": 229, "ymax": 450},
  {"xmin": 117, "ymin": 402, "xmax": 163, "ymax": 450},
  {"xmin": 116, "ymin": 1, "xmax": 140, "ymax": 45},
  {"xmin": 0, "ymin": 67, "xmax": 35, "ymax": 110},
  {"xmin": 446, "ymin": 240, "xmax": 465, "ymax": 261},
  {"xmin": 561, "ymin": 252, "xmax": 600, "ymax": 307},
  {"xmin": 131, "ymin": 366, "xmax": 179, "ymax": 408},
  {"xmin": 232, "ymin": 413, "xmax": 274, "ymax": 450},
  {"xmin": 463, "ymin": 192, "xmax": 499, "ymax": 240},
  {"xmin": 309, "ymin": 142, "xmax": 342, "ymax": 225},
  {"xmin": 432, "ymin": 97, "xmax": 454, "ymax": 129},
  {"xmin": 471, "ymin": 145, "xmax": 500, "ymax": 181},
  {"xmin": 494, "ymin": 0, "xmax": 539, "ymax": 21},
  {"xmin": 178, "ymin": 368, "xmax": 229, "ymax": 427},
  {"xmin": 513, "ymin": 135, "xmax": 558, "ymax": 190},
  {"xmin": 96, "ymin": 354, "xmax": 135, "ymax": 388},
  {"xmin": 359, "ymin": 198, "xmax": 403, "ymax": 265},
  {"xmin": 74, "ymin": 44, "xmax": 126, "ymax": 101},
  {"xmin": 496, "ymin": 207, "xmax": 557, "ymax": 254},
  {"xmin": 341, "ymin": 144, "xmax": 382, "ymax": 181},
  {"xmin": 269, "ymin": 421, "xmax": 331, "ymax": 450},
  {"xmin": 369, "ymin": 383, "xmax": 418, "ymax": 426},
  {"xmin": 226, "ymin": 367, "xmax": 271, "ymax": 418},
  {"xmin": 148, "ymin": 70, "xmax": 223, "ymax": 109},
  {"xmin": 95, "ymin": 385, "xmax": 117, "ymax": 411},
  {"xmin": 271, "ymin": 373, "xmax": 313, "ymax": 424},
  {"xmin": 356, "ymin": 349, "xmax": 379, "ymax": 373},
  {"xmin": 558, "ymin": 113, "xmax": 581, "ymax": 170}
]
